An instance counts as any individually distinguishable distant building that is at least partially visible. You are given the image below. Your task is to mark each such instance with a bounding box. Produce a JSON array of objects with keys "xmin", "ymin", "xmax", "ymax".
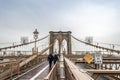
[
  {"xmin": 85, "ymin": 36, "xmax": 93, "ymax": 43},
  {"xmin": 21, "ymin": 37, "xmax": 29, "ymax": 44}
]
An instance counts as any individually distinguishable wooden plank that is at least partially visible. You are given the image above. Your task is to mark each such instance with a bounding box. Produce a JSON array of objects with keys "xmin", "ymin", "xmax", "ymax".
[
  {"xmin": 64, "ymin": 58, "xmax": 94, "ymax": 80},
  {"xmin": 44, "ymin": 62, "xmax": 57, "ymax": 80}
]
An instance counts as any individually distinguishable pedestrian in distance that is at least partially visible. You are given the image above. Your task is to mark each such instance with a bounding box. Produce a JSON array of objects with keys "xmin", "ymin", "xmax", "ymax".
[
  {"xmin": 53, "ymin": 54, "xmax": 59, "ymax": 64},
  {"xmin": 47, "ymin": 53, "xmax": 54, "ymax": 69}
]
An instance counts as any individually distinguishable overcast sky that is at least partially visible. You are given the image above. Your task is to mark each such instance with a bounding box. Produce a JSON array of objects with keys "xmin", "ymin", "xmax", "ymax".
[{"xmin": 0, "ymin": 0, "xmax": 120, "ymax": 44}]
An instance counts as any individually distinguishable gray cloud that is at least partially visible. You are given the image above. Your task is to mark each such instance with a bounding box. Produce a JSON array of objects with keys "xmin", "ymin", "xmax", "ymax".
[{"xmin": 0, "ymin": 0, "xmax": 120, "ymax": 44}]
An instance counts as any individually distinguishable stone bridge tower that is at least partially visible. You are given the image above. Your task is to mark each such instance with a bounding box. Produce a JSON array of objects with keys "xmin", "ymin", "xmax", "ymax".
[{"xmin": 49, "ymin": 31, "xmax": 72, "ymax": 54}]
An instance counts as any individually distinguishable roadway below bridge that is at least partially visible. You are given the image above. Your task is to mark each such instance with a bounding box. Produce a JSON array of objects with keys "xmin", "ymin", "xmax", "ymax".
[{"xmin": 13, "ymin": 61, "xmax": 49, "ymax": 80}]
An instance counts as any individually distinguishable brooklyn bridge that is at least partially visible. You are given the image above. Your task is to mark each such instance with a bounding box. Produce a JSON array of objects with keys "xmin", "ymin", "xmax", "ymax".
[{"xmin": 0, "ymin": 30, "xmax": 120, "ymax": 80}]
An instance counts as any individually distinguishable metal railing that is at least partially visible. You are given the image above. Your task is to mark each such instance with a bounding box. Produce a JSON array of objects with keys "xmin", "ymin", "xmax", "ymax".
[
  {"xmin": 0, "ymin": 55, "xmax": 47, "ymax": 80},
  {"xmin": 0, "ymin": 43, "xmax": 53, "ymax": 80},
  {"xmin": 0, "ymin": 60, "xmax": 20, "ymax": 80}
]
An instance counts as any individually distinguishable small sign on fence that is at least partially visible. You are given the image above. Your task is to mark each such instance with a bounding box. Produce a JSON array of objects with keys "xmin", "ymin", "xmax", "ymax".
[{"xmin": 94, "ymin": 53, "xmax": 102, "ymax": 64}]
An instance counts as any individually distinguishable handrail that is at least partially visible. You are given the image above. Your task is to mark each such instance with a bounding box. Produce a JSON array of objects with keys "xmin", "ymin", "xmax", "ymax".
[
  {"xmin": 20, "ymin": 44, "xmax": 53, "ymax": 67},
  {"xmin": 44, "ymin": 62, "xmax": 58, "ymax": 80},
  {"xmin": 64, "ymin": 57, "xmax": 94, "ymax": 80},
  {"xmin": 0, "ymin": 56, "xmax": 47, "ymax": 80}
]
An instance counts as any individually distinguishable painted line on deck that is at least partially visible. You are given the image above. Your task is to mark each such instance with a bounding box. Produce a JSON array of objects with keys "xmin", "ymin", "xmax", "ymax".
[
  {"xmin": 13, "ymin": 61, "xmax": 47, "ymax": 80},
  {"xmin": 30, "ymin": 65, "xmax": 49, "ymax": 80}
]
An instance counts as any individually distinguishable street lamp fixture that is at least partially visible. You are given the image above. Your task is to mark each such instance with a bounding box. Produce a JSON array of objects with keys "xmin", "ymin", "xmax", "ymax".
[
  {"xmin": 33, "ymin": 29, "xmax": 39, "ymax": 40},
  {"xmin": 33, "ymin": 29, "xmax": 39, "ymax": 53}
]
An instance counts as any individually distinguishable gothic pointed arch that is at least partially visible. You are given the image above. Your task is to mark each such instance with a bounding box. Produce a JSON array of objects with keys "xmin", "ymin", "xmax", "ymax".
[{"xmin": 49, "ymin": 31, "xmax": 72, "ymax": 54}]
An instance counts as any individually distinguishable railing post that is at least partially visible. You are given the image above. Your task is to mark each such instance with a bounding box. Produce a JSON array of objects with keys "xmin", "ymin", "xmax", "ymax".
[
  {"xmin": 10, "ymin": 62, "xmax": 13, "ymax": 80},
  {"xmin": 17, "ymin": 62, "xmax": 20, "ymax": 75}
]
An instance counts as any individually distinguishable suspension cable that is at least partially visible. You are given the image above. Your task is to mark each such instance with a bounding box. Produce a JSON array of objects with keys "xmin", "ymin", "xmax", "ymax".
[
  {"xmin": 93, "ymin": 41, "xmax": 120, "ymax": 46},
  {"xmin": 72, "ymin": 35, "xmax": 120, "ymax": 53},
  {"xmin": 0, "ymin": 35, "xmax": 49, "ymax": 51}
]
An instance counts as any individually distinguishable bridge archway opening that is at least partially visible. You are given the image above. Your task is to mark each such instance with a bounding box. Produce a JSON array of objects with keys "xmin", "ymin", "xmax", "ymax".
[
  {"xmin": 61, "ymin": 39, "xmax": 67, "ymax": 55},
  {"xmin": 53, "ymin": 39, "xmax": 59, "ymax": 54},
  {"xmin": 52, "ymin": 39, "xmax": 68, "ymax": 55}
]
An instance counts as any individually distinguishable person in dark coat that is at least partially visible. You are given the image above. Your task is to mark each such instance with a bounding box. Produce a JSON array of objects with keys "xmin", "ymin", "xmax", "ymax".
[
  {"xmin": 53, "ymin": 54, "xmax": 59, "ymax": 64},
  {"xmin": 47, "ymin": 53, "xmax": 54, "ymax": 69}
]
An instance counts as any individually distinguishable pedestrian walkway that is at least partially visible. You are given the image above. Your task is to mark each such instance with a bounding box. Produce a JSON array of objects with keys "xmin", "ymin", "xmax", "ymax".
[{"xmin": 15, "ymin": 61, "xmax": 49, "ymax": 80}]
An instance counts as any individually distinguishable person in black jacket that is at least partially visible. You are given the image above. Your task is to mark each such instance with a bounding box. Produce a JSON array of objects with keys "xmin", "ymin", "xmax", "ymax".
[
  {"xmin": 47, "ymin": 53, "xmax": 54, "ymax": 69},
  {"xmin": 53, "ymin": 54, "xmax": 59, "ymax": 64}
]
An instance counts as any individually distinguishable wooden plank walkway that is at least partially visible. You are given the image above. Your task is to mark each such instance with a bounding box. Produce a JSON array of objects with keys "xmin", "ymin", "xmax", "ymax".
[{"xmin": 14, "ymin": 61, "xmax": 49, "ymax": 80}]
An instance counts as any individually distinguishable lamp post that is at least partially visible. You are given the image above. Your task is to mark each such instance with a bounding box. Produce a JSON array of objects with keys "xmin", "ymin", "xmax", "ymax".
[{"xmin": 33, "ymin": 29, "xmax": 39, "ymax": 53}]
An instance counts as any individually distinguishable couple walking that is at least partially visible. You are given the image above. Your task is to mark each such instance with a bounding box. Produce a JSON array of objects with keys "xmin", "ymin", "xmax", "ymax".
[{"xmin": 47, "ymin": 52, "xmax": 59, "ymax": 69}]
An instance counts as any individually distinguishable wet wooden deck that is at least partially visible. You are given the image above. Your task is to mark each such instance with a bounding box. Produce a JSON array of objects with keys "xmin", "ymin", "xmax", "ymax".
[{"xmin": 15, "ymin": 61, "xmax": 49, "ymax": 80}]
